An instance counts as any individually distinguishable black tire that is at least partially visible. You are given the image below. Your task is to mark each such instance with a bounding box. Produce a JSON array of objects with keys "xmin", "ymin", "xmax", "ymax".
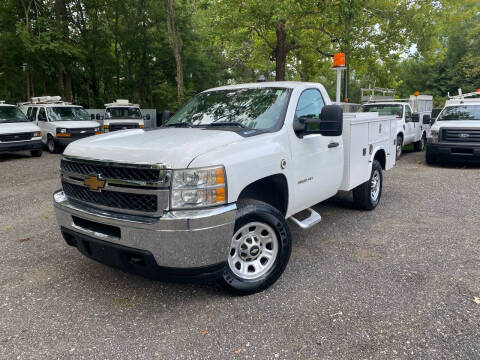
[
  {"xmin": 396, "ymin": 135, "xmax": 403, "ymax": 159},
  {"xmin": 413, "ymin": 134, "xmax": 426, "ymax": 152},
  {"xmin": 426, "ymin": 151, "xmax": 436, "ymax": 165},
  {"xmin": 220, "ymin": 199, "xmax": 292, "ymax": 295},
  {"xmin": 47, "ymin": 136, "xmax": 61, "ymax": 154},
  {"xmin": 30, "ymin": 149, "xmax": 43, "ymax": 157},
  {"xmin": 353, "ymin": 160, "xmax": 383, "ymax": 211}
]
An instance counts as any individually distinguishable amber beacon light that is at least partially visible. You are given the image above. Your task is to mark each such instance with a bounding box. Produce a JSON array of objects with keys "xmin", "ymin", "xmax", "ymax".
[{"xmin": 333, "ymin": 53, "xmax": 346, "ymax": 68}]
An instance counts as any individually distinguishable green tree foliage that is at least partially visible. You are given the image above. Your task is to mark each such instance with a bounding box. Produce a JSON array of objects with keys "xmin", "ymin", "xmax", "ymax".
[{"xmin": 0, "ymin": 0, "xmax": 477, "ymax": 108}]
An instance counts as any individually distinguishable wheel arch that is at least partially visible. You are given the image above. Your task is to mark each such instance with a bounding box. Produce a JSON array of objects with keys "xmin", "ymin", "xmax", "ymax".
[
  {"xmin": 373, "ymin": 148, "xmax": 387, "ymax": 170},
  {"xmin": 237, "ymin": 174, "xmax": 289, "ymax": 216}
]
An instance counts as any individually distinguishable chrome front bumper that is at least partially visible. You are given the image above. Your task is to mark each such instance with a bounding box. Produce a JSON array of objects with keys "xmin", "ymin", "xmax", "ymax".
[{"xmin": 53, "ymin": 190, "xmax": 236, "ymax": 269}]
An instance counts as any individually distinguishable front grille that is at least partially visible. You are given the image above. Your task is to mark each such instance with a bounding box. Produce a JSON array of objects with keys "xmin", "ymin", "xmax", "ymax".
[
  {"xmin": 110, "ymin": 123, "xmax": 139, "ymax": 132},
  {"xmin": 69, "ymin": 128, "xmax": 96, "ymax": 138},
  {"xmin": 0, "ymin": 132, "xmax": 33, "ymax": 142},
  {"xmin": 62, "ymin": 181, "xmax": 158, "ymax": 213},
  {"xmin": 61, "ymin": 159, "xmax": 162, "ymax": 183},
  {"xmin": 442, "ymin": 129, "xmax": 480, "ymax": 143}
]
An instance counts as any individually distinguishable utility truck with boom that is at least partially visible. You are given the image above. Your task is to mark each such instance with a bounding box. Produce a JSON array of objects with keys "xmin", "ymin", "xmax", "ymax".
[{"xmin": 54, "ymin": 81, "xmax": 397, "ymax": 294}]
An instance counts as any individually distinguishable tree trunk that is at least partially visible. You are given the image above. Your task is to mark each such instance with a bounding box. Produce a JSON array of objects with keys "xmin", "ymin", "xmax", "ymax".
[
  {"xmin": 275, "ymin": 22, "xmax": 287, "ymax": 81},
  {"xmin": 164, "ymin": 0, "xmax": 184, "ymax": 105},
  {"xmin": 114, "ymin": 1, "xmax": 120, "ymax": 96},
  {"xmin": 55, "ymin": 0, "xmax": 72, "ymax": 101}
]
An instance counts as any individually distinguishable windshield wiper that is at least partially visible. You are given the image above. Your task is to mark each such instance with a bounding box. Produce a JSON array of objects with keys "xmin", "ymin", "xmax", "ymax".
[
  {"xmin": 205, "ymin": 122, "xmax": 247, "ymax": 128},
  {"xmin": 166, "ymin": 122, "xmax": 193, "ymax": 128}
]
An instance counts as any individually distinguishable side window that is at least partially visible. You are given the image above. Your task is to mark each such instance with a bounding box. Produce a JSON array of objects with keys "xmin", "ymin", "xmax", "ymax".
[
  {"xmin": 405, "ymin": 106, "xmax": 412, "ymax": 122},
  {"xmin": 31, "ymin": 107, "xmax": 38, "ymax": 120},
  {"xmin": 38, "ymin": 107, "xmax": 47, "ymax": 121},
  {"xmin": 27, "ymin": 107, "xmax": 32, "ymax": 118},
  {"xmin": 295, "ymin": 89, "xmax": 324, "ymax": 131}
]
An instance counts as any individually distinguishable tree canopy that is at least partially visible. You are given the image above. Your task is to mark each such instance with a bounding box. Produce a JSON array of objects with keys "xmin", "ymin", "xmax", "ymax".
[{"xmin": 0, "ymin": 0, "xmax": 478, "ymax": 109}]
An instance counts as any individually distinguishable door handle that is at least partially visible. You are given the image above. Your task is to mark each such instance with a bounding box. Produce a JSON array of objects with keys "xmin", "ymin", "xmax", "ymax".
[{"xmin": 328, "ymin": 142, "xmax": 339, "ymax": 148}]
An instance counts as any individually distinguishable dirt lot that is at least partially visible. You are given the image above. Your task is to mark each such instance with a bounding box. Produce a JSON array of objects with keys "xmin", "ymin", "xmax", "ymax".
[{"xmin": 0, "ymin": 150, "xmax": 479, "ymax": 359}]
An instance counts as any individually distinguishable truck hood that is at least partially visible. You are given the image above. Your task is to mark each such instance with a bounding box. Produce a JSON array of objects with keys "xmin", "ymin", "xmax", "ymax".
[
  {"xmin": 52, "ymin": 121, "xmax": 101, "ymax": 129},
  {"xmin": 0, "ymin": 122, "xmax": 41, "ymax": 135},
  {"xmin": 433, "ymin": 120, "xmax": 480, "ymax": 130},
  {"xmin": 63, "ymin": 128, "xmax": 244, "ymax": 168}
]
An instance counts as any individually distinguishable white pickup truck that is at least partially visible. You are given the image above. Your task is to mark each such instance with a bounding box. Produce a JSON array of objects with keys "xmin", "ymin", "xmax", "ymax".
[
  {"xmin": 0, "ymin": 102, "xmax": 43, "ymax": 157},
  {"xmin": 360, "ymin": 95, "xmax": 433, "ymax": 158},
  {"xmin": 426, "ymin": 90, "xmax": 480, "ymax": 164},
  {"xmin": 54, "ymin": 82, "xmax": 397, "ymax": 294}
]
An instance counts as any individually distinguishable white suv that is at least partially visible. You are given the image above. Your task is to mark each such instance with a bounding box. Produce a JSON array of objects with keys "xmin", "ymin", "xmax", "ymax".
[
  {"xmin": 0, "ymin": 102, "xmax": 42, "ymax": 157},
  {"xmin": 22, "ymin": 97, "xmax": 101, "ymax": 153},
  {"xmin": 426, "ymin": 90, "xmax": 480, "ymax": 164}
]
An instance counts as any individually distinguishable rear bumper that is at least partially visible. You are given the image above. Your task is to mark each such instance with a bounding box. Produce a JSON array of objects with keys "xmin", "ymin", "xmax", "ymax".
[
  {"xmin": 0, "ymin": 139, "xmax": 42, "ymax": 153},
  {"xmin": 427, "ymin": 143, "xmax": 480, "ymax": 162},
  {"xmin": 53, "ymin": 190, "xmax": 236, "ymax": 279}
]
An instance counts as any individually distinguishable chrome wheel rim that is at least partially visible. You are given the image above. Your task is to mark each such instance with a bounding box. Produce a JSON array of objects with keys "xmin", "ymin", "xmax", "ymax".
[
  {"xmin": 396, "ymin": 139, "xmax": 402, "ymax": 158},
  {"xmin": 48, "ymin": 139, "xmax": 54, "ymax": 152},
  {"xmin": 228, "ymin": 222, "xmax": 279, "ymax": 280},
  {"xmin": 420, "ymin": 137, "xmax": 425, "ymax": 151},
  {"xmin": 370, "ymin": 170, "xmax": 381, "ymax": 201}
]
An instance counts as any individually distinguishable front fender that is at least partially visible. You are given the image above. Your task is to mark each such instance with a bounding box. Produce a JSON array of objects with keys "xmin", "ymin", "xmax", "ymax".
[{"xmin": 188, "ymin": 131, "xmax": 292, "ymax": 204}]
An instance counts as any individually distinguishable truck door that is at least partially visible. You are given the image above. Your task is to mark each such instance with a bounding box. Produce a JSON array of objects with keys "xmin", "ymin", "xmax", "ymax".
[
  {"xmin": 289, "ymin": 88, "xmax": 343, "ymax": 213},
  {"xmin": 36, "ymin": 107, "xmax": 49, "ymax": 143},
  {"xmin": 404, "ymin": 105, "xmax": 415, "ymax": 144}
]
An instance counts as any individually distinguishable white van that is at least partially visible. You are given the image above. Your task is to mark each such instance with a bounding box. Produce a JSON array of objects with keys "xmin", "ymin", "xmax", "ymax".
[
  {"xmin": 0, "ymin": 102, "xmax": 43, "ymax": 157},
  {"xmin": 95, "ymin": 100, "xmax": 147, "ymax": 132},
  {"xmin": 22, "ymin": 96, "xmax": 101, "ymax": 153}
]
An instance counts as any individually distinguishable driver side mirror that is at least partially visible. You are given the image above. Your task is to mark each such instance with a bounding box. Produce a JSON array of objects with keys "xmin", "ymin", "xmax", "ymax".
[
  {"xmin": 96, "ymin": 113, "xmax": 103, "ymax": 121},
  {"xmin": 422, "ymin": 114, "xmax": 431, "ymax": 125},
  {"xmin": 293, "ymin": 105, "xmax": 343, "ymax": 138},
  {"xmin": 144, "ymin": 114, "xmax": 151, "ymax": 121},
  {"xmin": 159, "ymin": 110, "xmax": 173, "ymax": 126},
  {"xmin": 90, "ymin": 114, "xmax": 95, "ymax": 120},
  {"xmin": 412, "ymin": 113, "xmax": 420, "ymax": 123}
]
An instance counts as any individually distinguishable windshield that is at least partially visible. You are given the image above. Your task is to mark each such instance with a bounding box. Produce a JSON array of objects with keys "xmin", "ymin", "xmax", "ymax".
[
  {"xmin": 437, "ymin": 105, "xmax": 480, "ymax": 121},
  {"xmin": 47, "ymin": 107, "xmax": 90, "ymax": 121},
  {"xmin": 0, "ymin": 106, "xmax": 30, "ymax": 123},
  {"xmin": 106, "ymin": 107, "xmax": 142, "ymax": 119},
  {"xmin": 360, "ymin": 104, "xmax": 404, "ymax": 118},
  {"xmin": 165, "ymin": 87, "xmax": 291, "ymax": 130}
]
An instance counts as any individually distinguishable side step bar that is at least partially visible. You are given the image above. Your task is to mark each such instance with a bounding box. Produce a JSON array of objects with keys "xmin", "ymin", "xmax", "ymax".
[{"xmin": 289, "ymin": 208, "xmax": 322, "ymax": 229}]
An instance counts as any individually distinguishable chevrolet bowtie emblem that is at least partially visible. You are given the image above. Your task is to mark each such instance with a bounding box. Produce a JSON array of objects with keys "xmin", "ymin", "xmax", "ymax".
[{"xmin": 84, "ymin": 175, "xmax": 106, "ymax": 191}]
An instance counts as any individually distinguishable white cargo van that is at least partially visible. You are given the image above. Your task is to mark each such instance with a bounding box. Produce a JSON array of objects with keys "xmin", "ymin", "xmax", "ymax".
[
  {"xmin": 22, "ymin": 96, "xmax": 101, "ymax": 153},
  {"xmin": 95, "ymin": 100, "xmax": 148, "ymax": 132},
  {"xmin": 0, "ymin": 102, "xmax": 43, "ymax": 157}
]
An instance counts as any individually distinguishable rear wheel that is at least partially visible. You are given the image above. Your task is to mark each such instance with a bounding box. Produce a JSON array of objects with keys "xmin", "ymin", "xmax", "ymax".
[
  {"xmin": 396, "ymin": 135, "xmax": 403, "ymax": 159},
  {"xmin": 30, "ymin": 149, "xmax": 42, "ymax": 157},
  {"xmin": 353, "ymin": 160, "xmax": 383, "ymax": 211},
  {"xmin": 221, "ymin": 199, "xmax": 291, "ymax": 295}
]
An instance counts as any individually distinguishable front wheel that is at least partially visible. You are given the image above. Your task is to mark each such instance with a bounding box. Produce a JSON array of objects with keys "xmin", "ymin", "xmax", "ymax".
[
  {"xmin": 30, "ymin": 149, "xmax": 42, "ymax": 157},
  {"xmin": 221, "ymin": 199, "xmax": 292, "ymax": 295},
  {"xmin": 47, "ymin": 136, "xmax": 60, "ymax": 154},
  {"xmin": 426, "ymin": 151, "xmax": 436, "ymax": 165},
  {"xmin": 353, "ymin": 159, "xmax": 383, "ymax": 210},
  {"xmin": 414, "ymin": 134, "xmax": 426, "ymax": 152},
  {"xmin": 396, "ymin": 135, "xmax": 403, "ymax": 159}
]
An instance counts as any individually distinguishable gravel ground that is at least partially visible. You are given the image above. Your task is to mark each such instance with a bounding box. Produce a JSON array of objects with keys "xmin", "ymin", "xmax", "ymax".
[{"xmin": 0, "ymin": 149, "xmax": 479, "ymax": 360}]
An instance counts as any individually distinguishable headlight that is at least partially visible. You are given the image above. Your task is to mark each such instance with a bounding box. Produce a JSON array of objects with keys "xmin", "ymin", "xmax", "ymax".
[
  {"xmin": 427, "ymin": 129, "xmax": 439, "ymax": 143},
  {"xmin": 32, "ymin": 131, "xmax": 42, "ymax": 137},
  {"xmin": 94, "ymin": 127, "xmax": 100, "ymax": 132},
  {"xmin": 59, "ymin": 128, "xmax": 67, "ymax": 134},
  {"xmin": 56, "ymin": 128, "xmax": 70, "ymax": 137},
  {"xmin": 171, "ymin": 166, "xmax": 226, "ymax": 209}
]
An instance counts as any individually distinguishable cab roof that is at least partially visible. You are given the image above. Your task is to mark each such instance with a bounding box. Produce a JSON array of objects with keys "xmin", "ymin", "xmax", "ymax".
[{"xmin": 205, "ymin": 81, "xmax": 325, "ymax": 92}]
